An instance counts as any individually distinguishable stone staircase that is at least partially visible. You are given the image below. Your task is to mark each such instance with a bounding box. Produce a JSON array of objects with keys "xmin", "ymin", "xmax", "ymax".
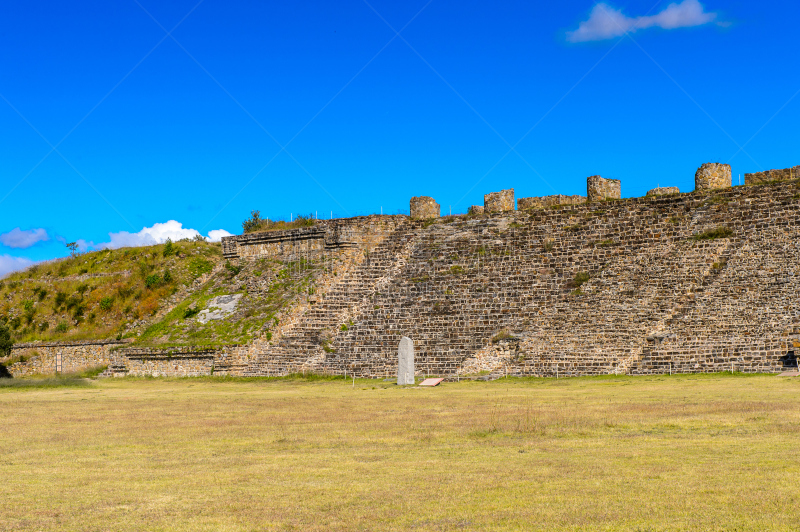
[{"xmin": 241, "ymin": 222, "xmax": 418, "ymax": 375}]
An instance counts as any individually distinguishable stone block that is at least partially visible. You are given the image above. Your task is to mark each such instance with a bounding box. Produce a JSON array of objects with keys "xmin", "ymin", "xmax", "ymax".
[
  {"xmin": 410, "ymin": 196, "xmax": 440, "ymax": 220},
  {"xmin": 484, "ymin": 189, "xmax": 514, "ymax": 212},
  {"xmin": 646, "ymin": 186, "xmax": 680, "ymax": 196},
  {"xmin": 518, "ymin": 195, "xmax": 586, "ymax": 210},
  {"xmin": 587, "ymin": 176, "xmax": 621, "ymax": 202},
  {"xmin": 468, "ymin": 205, "xmax": 484, "ymax": 215},
  {"xmin": 695, "ymin": 163, "xmax": 731, "ymax": 191},
  {"xmin": 397, "ymin": 336, "xmax": 415, "ymax": 385},
  {"xmin": 744, "ymin": 165, "xmax": 799, "ymax": 186}
]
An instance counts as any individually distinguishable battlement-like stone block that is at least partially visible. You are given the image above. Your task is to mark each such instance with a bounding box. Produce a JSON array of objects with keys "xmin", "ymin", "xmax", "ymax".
[
  {"xmin": 745, "ymin": 165, "xmax": 799, "ymax": 185},
  {"xmin": 518, "ymin": 195, "xmax": 586, "ymax": 210},
  {"xmin": 587, "ymin": 176, "xmax": 621, "ymax": 202},
  {"xmin": 646, "ymin": 186, "xmax": 680, "ymax": 196},
  {"xmin": 484, "ymin": 189, "xmax": 514, "ymax": 212},
  {"xmin": 695, "ymin": 163, "xmax": 731, "ymax": 191},
  {"xmin": 468, "ymin": 205, "xmax": 484, "ymax": 215},
  {"xmin": 410, "ymin": 196, "xmax": 440, "ymax": 220}
]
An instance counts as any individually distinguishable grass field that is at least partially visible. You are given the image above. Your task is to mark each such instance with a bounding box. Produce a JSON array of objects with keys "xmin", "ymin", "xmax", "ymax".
[{"xmin": 2, "ymin": 373, "xmax": 799, "ymax": 531}]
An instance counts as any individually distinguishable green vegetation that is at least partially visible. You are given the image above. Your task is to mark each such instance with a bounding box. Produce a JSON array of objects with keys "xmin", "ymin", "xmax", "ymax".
[
  {"xmin": 691, "ymin": 226, "xmax": 734, "ymax": 241},
  {"xmin": 242, "ymin": 210, "xmax": 315, "ymax": 234},
  {"xmin": 491, "ymin": 329, "xmax": 515, "ymax": 343},
  {"xmin": 136, "ymin": 256, "xmax": 322, "ymax": 347},
  {"xmin": 592, "ymin": 239, "xmax": 616, "ymax": 248},
  {"xmin": 571, "ymin": 271, "xmax": 590, "ymax": 289},
  {"xmin": 542, "ymin": 239, "xmax": 554, "ymax": 252},
  {"xmin": 2, "ymin": 375, "xmax": 798, "ymax": 530},
  {"xmin": 0, "ymin": 240, "xmax": 222, "ymax": 343}
]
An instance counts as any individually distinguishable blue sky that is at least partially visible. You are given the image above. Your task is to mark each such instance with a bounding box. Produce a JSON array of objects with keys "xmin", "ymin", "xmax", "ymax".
[{"xmin": 1, "ymin": 0, "xmax": 798, "ymax": 275}]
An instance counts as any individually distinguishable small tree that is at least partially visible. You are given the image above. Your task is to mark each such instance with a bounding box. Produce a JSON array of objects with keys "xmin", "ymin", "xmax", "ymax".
[
  {"xmin": 0, "ymin": 320, "xmax": 12, "ymax": 359},
  {"xmin": 162, "ymin": 238, "xmax": 175, "ymax": 257},
  {"xmin": 242, "ymin": 210, "xmax": 264, "ymax": 234},
  {"xmin": 66, "ymin": 242, "xmax": 79, "ymax": 258}
]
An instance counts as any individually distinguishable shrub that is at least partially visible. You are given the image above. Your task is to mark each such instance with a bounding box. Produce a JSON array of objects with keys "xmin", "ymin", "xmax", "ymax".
[
  {"xmin": 145, "ymin": 274, "xmax": 162, "ymax": 289},
  {"xmin": 692, "ymin": 226, "xmax": 734, "ymax": 241},
  {"xmin": 162, "ymin": 269, "xmax": 173, "ymax": 284},
  {"xmin": 55, "ymin": 322, "xmax": 68, "ymax": 333},
  {"xmin": 542, "ymin": 239, "xmax": 554, "ymax": 252},
  {"xmin": 37, "ymin": 288, "xmax": 47, "ymax": 301},
  {"xmin": 23, "ymin": 300, "xmax": 34, "ymax": 312},
  {"xmin": 163, "ymin": 238, "xmax": 175, "ymax": 257},
  {"xmin": 573, "ymin": 272, "xmax": 590, "ymax": 288},
  {"xmin": 242, "ymin": 210, "xmax": 265, "ymax": 234},
  {"xmin": 225, "ymin": 261, "xmax": 242, "ymax": 276},
  {"xmin": 491, "ymin": 329, "xmax": 515, "ymax": 343},
  {"xmin": 188, "ymin": 257, "xmax": 213, "ymax": 278},
  {"xmin": 99, "ymin": 296, "xmax": 114, "ymax": 311},
  {"xmin": 183, "ymin": 306, "xmax": 200, "ymax": 319},
  {"xmin": 77, "ymin": 284, "xmax": 89, "ymax": 295},
  {"xmin": 54, "ymin": 291, "xmax": 67, "ymax": 308}
]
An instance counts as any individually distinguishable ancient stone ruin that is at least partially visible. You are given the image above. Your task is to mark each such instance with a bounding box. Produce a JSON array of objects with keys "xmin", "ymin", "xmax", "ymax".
[
  {"xmin": 587, "ymin": 176, "xmax": 621, "ymax": 202},
  {"xmin": 8, "ymin": 162, "xmax": 800, "ymax": 381},
  {"xmin": 517, "ymin": 195, "xmax": 586, "ymax": 210},
  {"xmin": 745, "ymin": 165, "xmax": 799, "ymax": 185},
  {"xmin": 695, "ymin": 163, "xmax": 731, "ymax": 191},
  {"xmin": 646, "ymin": 187, "xmax": 679, "ymax": 196},
  {"xmin": 410, "ymin": 196, "xmax": 440, "ymax": 220},
  {"xmin": 484, "ymin": 189, "xmax": 514, "ymax": 212},
  {"xmin": 397, "ymin": 336, "xmax": 415, "ymax": 385},
  {"xmin": 468, "ymin": 205, "xmax": 484, "ymax": 215}
]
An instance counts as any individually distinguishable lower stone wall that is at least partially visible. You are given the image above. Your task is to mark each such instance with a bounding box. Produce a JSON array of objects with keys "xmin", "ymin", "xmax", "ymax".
[{"xmin": 6, "ymin": 340, "xmax": 131, "ymax": 377}]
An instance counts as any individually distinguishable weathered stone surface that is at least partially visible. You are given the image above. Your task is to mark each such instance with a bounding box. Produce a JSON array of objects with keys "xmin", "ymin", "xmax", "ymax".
[
  {"xmin": 7, "ymin": 339, "xmax": 131, "ymax": 377},
  {"xmin": 468, "ymin": 205, "xmax": 484, "ymax": 215},
  {"xmin": 197, "ymin": 294, "xmax": 243, "ymax": 324},
  {"xmin": 484, "ymin": 189, "xmax": 514, "ymax": 212},
  {"xmin": 695, "ymin": 163, "xmax": 731, "ymax": 191},
  {"xmin": 587, "ymin": 176, "xmax": 621, "ymax": 202},
  {"xmin": 744, "ymin": 165, "xmax": 800, "ymax": 185},
  {"xmin": 646, "ymin": 187, "xmax": 680, "ymax": 196},
  {"xmin": 397, "ymin": 336, "xmax": 415, "ymax": 385},
  {"xmin": 518, "ymin": 195, "xmax": 586, "ymax": 210},
  {"xmin": 410, "ymin": 196, "xmax": 440, "ymax": 220}
]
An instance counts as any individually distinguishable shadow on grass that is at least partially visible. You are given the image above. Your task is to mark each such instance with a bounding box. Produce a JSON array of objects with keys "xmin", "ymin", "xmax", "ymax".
[{"xmin": 0, "ymin": 366, "xmax": 107, "ymax": 390}]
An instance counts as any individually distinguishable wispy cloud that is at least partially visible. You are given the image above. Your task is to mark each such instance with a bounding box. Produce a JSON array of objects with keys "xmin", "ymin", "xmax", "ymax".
[
  {"xmin": 567, "ymin": 0, "xmax": 718, "ymax": 43},
  {"xmin": 0, "ymin": 227, "xmax": 49, "ymax": 249},
  {"xmin": 0, "ymin": 254, "xmax": 35, "ymax": 278},
  {"xmin": 81, "ymin": 220, "xmax": 233, "ymax": 250}
]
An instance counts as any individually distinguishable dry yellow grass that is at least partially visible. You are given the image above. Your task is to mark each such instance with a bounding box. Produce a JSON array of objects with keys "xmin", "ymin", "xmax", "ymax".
[{"xmin": 2, "ymin": 373, "xmax": 800, "ymax": 531}]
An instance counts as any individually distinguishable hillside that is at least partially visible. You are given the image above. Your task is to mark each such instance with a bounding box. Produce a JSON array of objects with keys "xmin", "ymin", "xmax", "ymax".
[{"xmin": 0, "ymin": 239, "xmax": 223, "ymax": 343}]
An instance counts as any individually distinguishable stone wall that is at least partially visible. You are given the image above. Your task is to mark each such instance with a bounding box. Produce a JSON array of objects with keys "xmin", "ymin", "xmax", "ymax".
[
  {"xmin": 410, "ymin": 197, "xmax": 440, "ymax": 220},
  {"xmin": 484, "ymin": 189, "xmax": 514, "ymax": 212},
  {"xmin": 518, "ymin": 195, "xmax": 586, "ymax": 210},
  {"xmin": 744, "ymin": 165, "xmax": 800, "ymax": 185},
  {"xmin": 695, "ymin": 163, "xmax": 731, "ymax": 191},
  {"xmin": 6, "ymin": 339, "xmax": 131, "ymax": 377},
  {"xmin": 646, "ymin": 187, "xmax": 679, "ymax": 196},
  {"xmin": 468, "ymin": 205, "xmax": 484, "ymax": 215},
  {"xmin": 222, "ymin": 216, "xmax": 406, "ymax": 261},
  {"xmin": 587, "ymin": 176, "xmax": 621, "ymax": 202},
  {"xmin": 260, "ymin": 180, "xmax": 800, "ymax": 380}
]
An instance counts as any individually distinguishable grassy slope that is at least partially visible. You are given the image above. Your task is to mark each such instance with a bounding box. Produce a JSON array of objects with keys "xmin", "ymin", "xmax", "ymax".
[
  {"xmin": 135, "ymin": 256, "xmax": 322, "ymax": 347},
  {"xmin": 0, "ymin": 240, "xmax": 222, "ymax": 343},
  {"xmin": 1, "ymin": 374, "xmax": 799, "ymax": 531}
]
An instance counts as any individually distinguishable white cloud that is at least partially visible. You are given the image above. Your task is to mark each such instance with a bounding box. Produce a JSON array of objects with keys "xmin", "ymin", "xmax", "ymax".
[
  {"xmin": 207, "ymin": 229, "xmax": 233, "ymax": 242},
  {"xmin": 0, "ymin": 227, "xmax": 49, "ymax": 249},
  {"xmin": 0, "ymin": 255, "xmax": 35, "ymax": 278},
  {"xmin": 567, "ymin": 0, "xmax": 718, "ymax": 43},
  {"xmin": 90, "ymin": 221, "xmax": 233, "ymax": 249}
]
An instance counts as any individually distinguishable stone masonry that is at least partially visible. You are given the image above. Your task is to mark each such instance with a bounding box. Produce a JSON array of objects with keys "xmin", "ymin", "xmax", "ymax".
[
  {"xmin": 410, "ymin": 196, "xmax": 440, "ymax": 220},
  {"xmin": 468, "ymin": 205, "xmax": 484, "ymax": 215},
  {"xmin": 695, "ymin": 163, "xmax": 731, "ymax": 191},
  {"xmin": 646, "ymin": 187, "xmax": 680, "ymax": 196},
  {"xmin": 14, "ymin": 166, "xmax": 800, "ymax": 380},
  {"xmin": 518, "ymin": 195, "xmax": 586, "ymax": 210},
  {"xmin": 744, "ymin": 165, "xmax": 800, "ymax": 185},
  {"xmin": 484, "ymin": 189, "xmax": 514, "ymax": 212},
  {"xmin": 587, "ymin": 176, "xmax": 621, "ymax": 202}
]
